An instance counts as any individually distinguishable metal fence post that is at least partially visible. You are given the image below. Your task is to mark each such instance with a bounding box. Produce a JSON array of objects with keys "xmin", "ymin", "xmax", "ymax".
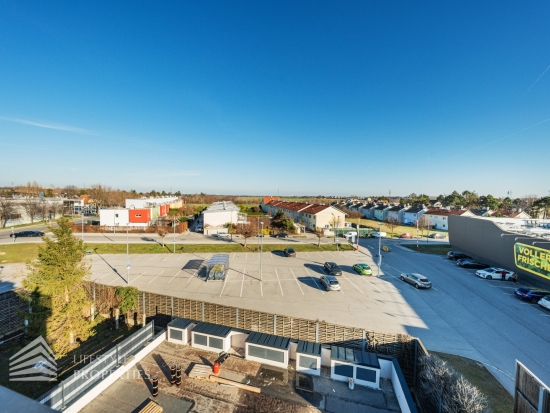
[
  {"xmin": 61, "ymin": 380, "xmax": 65, "ymax": 410},
  {"xmin": 413, "ymin": 339, "xmax": 418, "ymax": 386},
  {"xmin": 362, "ymin": 330, "xmax": 366, "ymax": 351},
  {"xmin": 142, "ymin": 291, "xmax": 146, "ymax": 326},
  {"xmin": 116, "ymin": 344, "xmax": 119, "ymax": 366},
  {"xmin": 152, "ymin": 320, "xmax": 155, "ymax": 336},
  {"xmin": 201, "ymin": 302, "xmax": 204, "ymax": 322},
  {"xmin": 170, "ymin": 296, "xmax": 174, "ymax": 319},
  {"xmin": 236, "ymin": 308, "xmax": 239, "ymax": 329},
  {"xmin": 274, "ymin": 315, "xmax": 277, "ymax": 335}
]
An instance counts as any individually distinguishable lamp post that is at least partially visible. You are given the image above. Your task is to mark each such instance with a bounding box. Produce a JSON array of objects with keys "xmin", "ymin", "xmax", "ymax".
[
  {"xmin": 126, "ymin": 223, "xmax": 130, "ymax": 284},
  {"xmin": 173, "ymin": 216, "xmax": 176, "ymax": 253},
  {"xmin": 81, "ymin": 208, "xmax": 84, "ymax": 242},
  {"xmin": 377, "ymin": 222, "xmax": 382, "ymax": 277},
  {"xmin": 416, "ymin": 216, "xmax": 419, "ymax": 252},
  {"xmin": 260, "ymin": 222, "xmax": 264, "ymax": 281},
  {"xmin": 357, "ymin": 216, "xmax": 361, "ymax": 250},
  {"xmin": 331, "ymin": 213, "xmax": 338, "ymax": 251}
]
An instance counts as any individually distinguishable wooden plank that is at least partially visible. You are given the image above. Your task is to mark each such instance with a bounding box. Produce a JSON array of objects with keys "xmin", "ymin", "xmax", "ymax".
[
  {"xmin": 188, "ymin": 363, "xmax": 212, "ymax": 379},
  {"xmin": 209, "ymin": 375, "xmax": 261, "ymax": 393},
  {"xmin": 138, "ymin": 399, "xmax": 163, "ymax": 413}
]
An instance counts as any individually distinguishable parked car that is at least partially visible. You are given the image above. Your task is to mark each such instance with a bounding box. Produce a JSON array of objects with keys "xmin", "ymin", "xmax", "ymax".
[
  {"xmin": 352, "ymin": 263, "xmax": 372, "ymax": 275},
  {"xmin": 457, "ymin": 260, "xmax": 490, "ymax": 269},
  {"xmin": 320, "ymin": 275, "xmax": 341, "ymax": 291},
  {"xmin": 429, "ymin": 233, "xmax": 446, "ymax": 239},
  {"xmin": 447, "ymin": 251, "xmax": 471, "ymax": 261},
  {"xmin": 273, "ymin": 232, "xmax": 288, "ymax": 238},
  {"xmin": 400, "ymin": 273, "xmax": 432, "ymax": 289},
  {"xmin": 10, "ymin": 231, "xmax": 45, "ymax": 238},
  {"xmin": 538, "ymin": 296, "xmax": 550, "ymax": 311},
  {"xmin": 514, "ymin": 287, "xmax": 550, "ymax": 303},
  {"xmin": 217, "ymin": 233, "xmax": 231, "ymax": 238},
  {"xmin": 283, "ymin": 248, "xmax": 296, "ymax": 257},
  {"xmin": 399, "ymin": 233, "xmax": 412, "ymax": 239},
  {"xmin": 323, "ymin": 262, "xmax": 342, "ymax": 276},
  {"xmin": 475, "ymin": 267, "xmax": 513, "ymax": 280},
  {"xmin": 195, "ymin": 225, "xmax": 203, "ymax": 232},
  {"xmin": 372, "ymin": 232, "xmax": 387, "ymax": 238}
]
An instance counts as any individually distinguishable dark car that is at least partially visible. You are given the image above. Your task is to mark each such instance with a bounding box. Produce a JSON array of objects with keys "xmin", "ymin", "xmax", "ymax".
[
  {"xmin": 323, "ymin": 262, "xmax": 342, "ymax": 276},
  {"xmin": 400, "ymin": 273, "xmax": 432, "ymax": 289},
  {"xmin": 10, "ymin": 231, "xmax": 45, "ymax": 238},
  {"xmin": 514, "ymin": 288, "xmax": 550, "ymax": 303},
  {"xmin": 457, "ymin": 259, "xmax": 489, "ymax": 269},
  {"xmin": 273, "ymin": 232, "xmax": 288, "ymax": 238},
  {"xmin": 447, "ymin": 251, "xmax": 471, "ymax": 261},
  {"xmin": 283, "ymin": 248, "xmax": 296, "ymax": 257},
  {"xmin": 429, "ymin": 233, "xmax": 446, "ymax": 239}
]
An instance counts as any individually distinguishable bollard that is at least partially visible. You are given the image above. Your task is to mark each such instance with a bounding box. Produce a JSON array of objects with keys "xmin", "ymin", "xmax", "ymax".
[
  {"xmin": 151, "ymin": 375, "xmax": 159, "ymax": 397},
  {"xmin": 213, "ymin": 362, "xmax": 220, "ymax": 375},
  {"xmin": 176, "ymin": 365, "xmax": 182, "ymax": 386},
  {"xmin": 170, "ymin": 365, "xmax": 176, "ymax": 385}
]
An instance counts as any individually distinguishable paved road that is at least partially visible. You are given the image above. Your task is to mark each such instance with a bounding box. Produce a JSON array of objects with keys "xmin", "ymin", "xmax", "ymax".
[{"xmin": 87, "ymin": 237, "xmax": 550, "ymax": 394}]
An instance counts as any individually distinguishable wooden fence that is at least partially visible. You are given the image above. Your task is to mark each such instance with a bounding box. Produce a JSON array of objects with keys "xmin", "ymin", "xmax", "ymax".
[
  {"xmin": 0, "ymin": 290, "xmax": 27, "ymax": 339},
  {"xmin": 515, "ymin": 361, "xmax": 550, "ymax": 413}
]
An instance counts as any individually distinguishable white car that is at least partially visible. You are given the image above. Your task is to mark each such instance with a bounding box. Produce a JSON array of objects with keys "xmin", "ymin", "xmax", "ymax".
[
  {"xmin": 371, "ymin": 232, "xmax": 387, "ymax": 238},
  {"xmin": 475, "ymin": 267, "xmax": 513, "ymax": 280},
  {"xmin": 538, "ymin": 296, "xmax": 550, "ymax": 311},
  {"xmin": 217, "ymin": 233, "xmax": 231, "ymax": 238}
]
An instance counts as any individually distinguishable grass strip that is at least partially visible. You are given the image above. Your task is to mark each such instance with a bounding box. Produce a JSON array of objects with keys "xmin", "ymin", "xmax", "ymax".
[
  {"xmin": 0, "ymin": 243, "xmax": 41, "ymax": 263},
  {"xmin": 87, "ymin": 242, "xmax": 355, "ymax": 254},
  {"xmin": 401, "ymin": 244, "xmax": 452, "ymax": 255}
]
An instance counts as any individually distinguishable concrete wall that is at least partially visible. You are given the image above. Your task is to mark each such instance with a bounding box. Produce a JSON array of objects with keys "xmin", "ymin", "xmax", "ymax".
[
  {"xmin": 99, "ymin": 209, "xmax": 130, "ymax": 227},
  {"xmin": 203, "ymin": 210, "xmax": 236, "ymax": 227},
  {"xmin": 228, "ymin": 331, "xmax": 248, "ymax": 348},
  {"xmin": 448, "ymin": 215, "xmax": 550, "ymax": 289}
]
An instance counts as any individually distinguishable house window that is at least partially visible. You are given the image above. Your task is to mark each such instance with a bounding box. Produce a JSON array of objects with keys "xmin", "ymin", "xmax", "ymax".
[
  {"xmin": 299, "ymin": 356, "xmax": 318, "ymax": 370},
  {"xmin": 115, "ymin": 214, "xmax": 119, "ymax": 218},
  {"xmin": 334, "ymin": 363, "xmax": 354, "ymax": 378},
  {"xmin": 194, "ymin": 334, "xmax": 207, "ymax": 346},
  {"xmin": 135, "ymin": 214, "xmax": 142, "ymax": 218},
  {"xmin": 8, "ymin": 214, "xmax": 22, "ymax": 219},
  {"xmin": 170, "ymin": 329, "xmax": 183, "ymax": 341}
]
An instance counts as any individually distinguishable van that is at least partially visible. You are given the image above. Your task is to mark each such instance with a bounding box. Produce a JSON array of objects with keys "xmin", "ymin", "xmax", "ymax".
[
  {"xmin": 372, "ymin": 232, "xmax": 387, "ymax": 238},
  {"xmin": 345, "ymin": 231, "xmax": 358, "ymax": 239}
]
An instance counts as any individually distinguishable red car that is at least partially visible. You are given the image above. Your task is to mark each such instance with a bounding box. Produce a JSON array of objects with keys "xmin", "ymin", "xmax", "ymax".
[{"xmin": 399, "ymin": 233, "xmax": 412, "ymax": 238}]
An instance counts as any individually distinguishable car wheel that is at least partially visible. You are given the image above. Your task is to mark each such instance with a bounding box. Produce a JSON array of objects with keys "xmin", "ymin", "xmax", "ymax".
[
  {"xmin": 531, "ymin": 298, "xmax": 539, "ymax": 304},
  {"xmin": 400, "ymin": 276, "xmax": 405, "ymax": 281},
  {"xmin": 415, "ymin": 284, "xmax": 419, "ymax": 289},
  {"xmin": 486, "ymin": 275, "xmax": 492, "ymax": 280}
]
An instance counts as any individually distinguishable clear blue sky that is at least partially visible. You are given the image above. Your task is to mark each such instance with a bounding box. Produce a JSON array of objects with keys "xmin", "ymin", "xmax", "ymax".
[{"xmin": 1, "ymin": 1, "xmax": 549, "ymax": 198}]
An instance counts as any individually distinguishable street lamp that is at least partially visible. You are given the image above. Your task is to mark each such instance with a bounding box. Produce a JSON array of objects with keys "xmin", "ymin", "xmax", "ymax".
[
  {"xmin": 173, "ymin": 216, "xmax": 176, "ymax": 253},
  {"xmin": 377, "ymin": 222, "xmax": 382, "ymax": 277},
  {"xmin": 416, "ymin": 216, "xmax": 419, "ymax": 252},
  {"xmin": 331, "ymin": 213, "xmax": 338, "ymax": 251},
  {"xmin": 126, "ymin": 223, "xmax": 130, "ymax": 284},
  {"xmin": 81, "ymin": 208, "xmax": 84, "ymax": 242},
  {"xmin": 260, "ymin": 222, "xmax": 264, "ymax": 281}
]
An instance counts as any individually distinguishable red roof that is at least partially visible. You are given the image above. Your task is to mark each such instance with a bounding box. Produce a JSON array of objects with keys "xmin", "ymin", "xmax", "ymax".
[{"xmin": 263, "ymin": 196, "xmax": 280, "ymax": 205}]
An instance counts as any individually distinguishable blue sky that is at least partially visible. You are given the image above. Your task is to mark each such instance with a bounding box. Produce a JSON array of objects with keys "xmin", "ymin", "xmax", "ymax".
[{"xmin": 1, "ymin": 1, "xmax": 549, "ymax": 197}]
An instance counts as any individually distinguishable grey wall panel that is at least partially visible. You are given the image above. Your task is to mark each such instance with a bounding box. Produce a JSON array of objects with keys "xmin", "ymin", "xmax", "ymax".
[{"xmin": 448, "ymin": 216, "xmax": 550, "ymax": 290}]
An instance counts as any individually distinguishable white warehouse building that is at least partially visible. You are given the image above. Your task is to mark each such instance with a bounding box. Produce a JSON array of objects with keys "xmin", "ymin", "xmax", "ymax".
[
  {"xmin": 99, "ymin": 208, "xmax": 130, "ymax": 228},
  {"xmin": 202, "ymin": 201, "xmax": 242, "ymax": 227}
]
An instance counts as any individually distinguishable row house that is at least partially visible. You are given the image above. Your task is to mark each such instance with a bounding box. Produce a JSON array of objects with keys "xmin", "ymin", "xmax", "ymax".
[
  {"xmin": 402, "ymin": 205, "xmax": 427, "ymax": 225},
  {"xmin": 386, "ymin": 205, "xmax": 406, "ymax": 223},
  {"xmin": 262, "ymin": 199, "xmax": 346, "ymax": 232},
  {"xmin": 423, "ymin": 209, "xmax": 470, "ymax": 230}
]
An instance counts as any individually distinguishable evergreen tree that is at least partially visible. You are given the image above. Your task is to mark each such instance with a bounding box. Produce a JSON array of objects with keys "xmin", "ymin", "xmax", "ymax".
[{"xmin": 22, "ymin": 219, "xmax": 93, "ymax": 358}]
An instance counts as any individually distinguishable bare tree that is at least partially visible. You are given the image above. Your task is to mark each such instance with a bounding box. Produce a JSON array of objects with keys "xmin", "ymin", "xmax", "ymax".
[
  {"xmin": 0, "ymin": 198, "xmax": 16, "ymax": 228},
  {"xmin": 417, "ymin": 215, "xmax": 432, "ymax": 238},
  {"xmin": 236, "ymin": 220, "xmax": 258, "ymax": 248},
  {"xmin": 22, "ymin": 198, "xmax": 41, "ymax": 223},
  {"xmin": 314, "ymin": 227, "xmax": 325, "ymax": 247},
  {"xmin": 36, "ymin": 200, "xmax": 50, "ymax": 223},
  {"xmin": 384, "ymin": 217, "xmax": 400, "ymax": 238},
  {"xmin": 49, "ymin": 202, "xmax": 62, "ymax": 220},
  {"xmin": 156, "ymin": 227, "xmax": 168, "ymax": 247},
  {"xmin": 64, "ymin": 185, "xmax": 79, "ymax": 198},
  {"xmin": 329, "ymin": 215, "xmax": 342, "ymax": 240}
]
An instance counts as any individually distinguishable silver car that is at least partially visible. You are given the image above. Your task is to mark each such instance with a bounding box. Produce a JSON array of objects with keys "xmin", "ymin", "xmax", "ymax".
[
  {"xmin": 320, "ymin": 275, "xmax": 341, "ymax": 291},
  {"xmin": 539, "ymin": 296, "xmax": 550, "ymax": 311},
  {"xmin": 400, "ymin": 273, "xmax": 432, "ymax": 289}
]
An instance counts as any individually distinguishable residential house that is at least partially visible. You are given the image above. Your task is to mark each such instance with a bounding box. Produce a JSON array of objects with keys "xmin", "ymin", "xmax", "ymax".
[
  {"xmin": 263, "ymin": 199, "xmax": 346, "ymax": 232},
  {"xmin": 359, "ymin": 203, "xmax": 376, "ymax": 219},
  {"xmin": 467, "ymin": 208, "xmax": 492, "ymax": 217},
  {"xmin": 386, "ymin": 205, "xmax": 407, "ymax": 224},
  {"xmin": 489, "ymin": 209, "xmax": 532, "ymax": 219},
  {"xmin": 261, "ymin": 196, "xmax": 280, "ymax": 212},
  {"xmin": 403, "ymin": 205, "xmax": 427, "ymax": 225},
  {"xmin": 423, "ymin": 209, "xmax": 469, "ymax": 230},
  {"xmin": 373, "ymin": 204, "xmax": 390, "ymax": 221}
]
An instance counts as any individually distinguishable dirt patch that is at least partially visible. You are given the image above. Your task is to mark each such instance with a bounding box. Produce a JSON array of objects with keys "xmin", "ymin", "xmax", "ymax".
[{"xmin": 432, "ymin": 351, "xmax": 513, "ymax": 413}]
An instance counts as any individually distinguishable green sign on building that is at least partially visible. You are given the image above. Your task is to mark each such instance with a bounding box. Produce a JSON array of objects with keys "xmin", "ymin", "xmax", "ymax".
[{"xmin": 514, "ymin": 243, "xmax": 550, "ymax": 280}]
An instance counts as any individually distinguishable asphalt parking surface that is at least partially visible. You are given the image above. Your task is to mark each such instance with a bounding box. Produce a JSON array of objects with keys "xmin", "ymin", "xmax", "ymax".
[{"xmin": 90, "ymin": 238, "xmax": 550, "ymax": 394}]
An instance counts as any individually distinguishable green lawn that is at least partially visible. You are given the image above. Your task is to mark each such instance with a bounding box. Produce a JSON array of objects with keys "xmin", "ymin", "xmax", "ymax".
[
  {"xmin": 432, "ymin": 352, "xmax": 513, "ymax": 413},
  {"xmin": 0, "ymin": 243, "xmax": 40, "ymax": 263},
  {"xmin": 401, "ymin": 244, "xmax": 452, "ymax": 255},
  {"xmin": 88, "ymin": 242, "xmax": 354, "ymax": 254}
]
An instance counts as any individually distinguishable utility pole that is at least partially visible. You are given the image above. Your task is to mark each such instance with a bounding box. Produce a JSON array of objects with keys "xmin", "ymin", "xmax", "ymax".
[{"xmin": 260, "ymin": 222, "xmax": 264, "ymax": 281}]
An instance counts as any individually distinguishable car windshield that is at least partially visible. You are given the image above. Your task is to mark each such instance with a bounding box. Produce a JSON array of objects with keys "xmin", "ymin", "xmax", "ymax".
[
  {"xmin": 330, "ymin": 280, "xmax": 339, "ymax": 285},
  {"xmin": 420, "ymin": 278, "xmax": 430, "ymax": 282},
  {"xmin": 516, "ymin": 288, "xmax": 529, "ymax": 293},
  {"xmin": 287, "ymin": 249, "xmax": 294, "ymax": 253}
]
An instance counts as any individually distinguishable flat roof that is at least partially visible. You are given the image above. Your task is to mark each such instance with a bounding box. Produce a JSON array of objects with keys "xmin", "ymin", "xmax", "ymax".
[
  {"xmin": 167, "ymin": 317, "xmax": 194, "ymax": 330},
  {"xmin": 296, "ymin": 340, "xmax": 322, "ymax": 356},
  {"xmin": 246, "ymin": 332, "xmax": 290, "ymax": 350},
  {"xmin": 331, "ymin": 346, "xmax": 380, "ymax": 368},
  {"xmin": 204, "ymin": 201, "xmax": 240, "ymax": 213},
  {"xmin": 192, "ymin": 322, "xmax": 232, "ymax": 337}
]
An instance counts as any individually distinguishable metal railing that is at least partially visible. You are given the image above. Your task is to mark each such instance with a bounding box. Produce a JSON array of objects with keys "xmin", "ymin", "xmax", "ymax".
[{"xmin": 39, "ymin": 321, "xmax": 154, "ymax": 410}]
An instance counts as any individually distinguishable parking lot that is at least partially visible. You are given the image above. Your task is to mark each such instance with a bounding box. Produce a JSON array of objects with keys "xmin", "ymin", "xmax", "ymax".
[{"xmin": 90, "ymin": 238, "xmax": 550, "ymax": 395}]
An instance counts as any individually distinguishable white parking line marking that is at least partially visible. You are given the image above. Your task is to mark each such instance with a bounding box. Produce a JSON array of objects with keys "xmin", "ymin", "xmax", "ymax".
[
  {"xmin": 148, "ymin": 256, "xmax": 156, "ymax": 261},
  {"xmin": 187, "ymin": 267, "xmax": 200, "ymax": 284},
  {"xmin": 148, "ymin": 270, "xmax": 164, "ymax": 284},
  {"xmin": 275, "ymin": 269, "xmax": 284, "ymax": 296},
  {"xmin": 233, "ymin": 253, "xmax": 236, "ymax": 259},
  {"xmin": 132, "ymin": 270, "xmax": 146, "ymax": 283},
  {"xmin": 168, "ymin": 270, "xmax": 181, "ymax": 283},
  {"xmin": 289, "ymin": 268, "xmax": 305, "ymax": 295},
  {"xmin": 270, "ymin": 253, "xmax": 273, "ymax": 259},
  {"xmin": 359, "ymin": 276, "xmax": 382, "ymax": 292},
  {"xmin": 240, "ymin": 270, "xmax": 245, "ymax": 297},
  {"xmin": 246, "ymin": 253, "xmax": 248, "ymax": 260},
  {"xmin": 305, "ymin": 252, "xmax": 312, "ymax": 258},
  {"xmin": 177, "ymin": 255, "xmax": 184, "ymax": 261},
  {"xmin": 341, "ymin": 274, "xmax": 363, "ymax": 293},
  {"xmin": 326, "ymin": 251, "xmax": 335, "ymax": 258},
  {"xmin": 220, "ymin": 276, "xmax": 228, "ymax": 297},
  {"xmin": 316, "ymin": 252, "xmax": 323, "ymax": 258},
  {"xmin": 260, "ymin": 281, "xmax": 263, "ymax": 297},
  {"xmin": 304, "ymin": 268, "xmax": 324, "ymax": 294}
]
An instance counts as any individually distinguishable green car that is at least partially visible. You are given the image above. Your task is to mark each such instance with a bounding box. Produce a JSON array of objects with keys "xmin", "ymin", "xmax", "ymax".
[{"xmin": 353, "ymin": 263, "xmax": 372, "ymax": 275}]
